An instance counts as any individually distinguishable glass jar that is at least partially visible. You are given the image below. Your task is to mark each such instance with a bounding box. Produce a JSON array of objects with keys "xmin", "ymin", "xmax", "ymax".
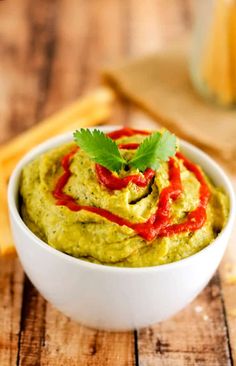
[{"xmin": 190, "ymin": 0, "xmax": 236, "ymax": 107}]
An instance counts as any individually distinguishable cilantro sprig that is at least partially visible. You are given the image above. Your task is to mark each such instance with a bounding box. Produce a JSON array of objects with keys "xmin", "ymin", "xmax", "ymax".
[
  {"xmin": 130, "ymin": 130, "xmax": 176, "ymax": 171},
  {"xmin": 73, "ymin": 129, "xmax": 126, "ymax": 172},
  {"xmin": 73, "ymin": 128, "xmax": 176, "ymax": 173}
]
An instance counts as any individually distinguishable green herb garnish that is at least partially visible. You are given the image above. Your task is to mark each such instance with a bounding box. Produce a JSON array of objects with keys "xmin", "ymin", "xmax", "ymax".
[
  {"xmin": 129, "ymin": 131, "xmax": 176, "ymax": 171},
  {"xmin": 73, "ymin": 129, "xmax": 126, "ymax": 172},
  {"xmin": 73, "ymin": 129, "xmax": 176, "ymax": 173}
]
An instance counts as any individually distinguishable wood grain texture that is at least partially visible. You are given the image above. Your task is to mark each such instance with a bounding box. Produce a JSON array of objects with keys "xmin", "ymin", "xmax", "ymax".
[
  {"xmin": 0, "ymin": 0, "xmax": 235, "ymax": 365},
  {"xmin": 0, "ymin": 259, "xmax": 24, "ymax": 366},
  {"xmin": 137, "ymin": 275, "xmax": 232, "ymax": 366},
  {"xmin": 40, "ymin": 304, "xmax": 134, "ymax": 366},
  {"xmin": 16, "ymin": 278, "xmax": 47, "ymax": 366},
  {"xmin": 0, "ymin": 0, "xmax": 59, "ymax": 143},
  {"xmin": 220, "ymin": 219, "xmax": 236, "ymax": 364}
]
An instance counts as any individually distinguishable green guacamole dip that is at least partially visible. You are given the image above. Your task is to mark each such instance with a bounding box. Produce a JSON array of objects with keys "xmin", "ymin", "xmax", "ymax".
[{"xmin": 20, "ymin": 133, "xmax": 228, "ymax": 267}]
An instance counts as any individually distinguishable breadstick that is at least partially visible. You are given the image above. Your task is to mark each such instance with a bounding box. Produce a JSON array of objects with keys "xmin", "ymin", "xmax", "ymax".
[
  {"xmin": 0, "ymin": 171, "xmax": 14, "ymax": 256},
  {"xmin": 0, "ymin": 87, "xmax": 115, "ymax": 179},
  {"xmin": 1, "ymin": 103, "xmax": 112, "ymax": 180},
  {"xmin": 201, "ymin": 0, "xmax": 235, "ymax": 105},
  {"xmin": 0, "ymin": 87, "xmax": 115, "ymax": 256}
]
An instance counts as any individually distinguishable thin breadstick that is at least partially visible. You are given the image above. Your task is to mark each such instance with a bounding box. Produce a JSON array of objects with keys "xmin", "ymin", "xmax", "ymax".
[
  {"xmin": 214, "ymin": 1, "xmax": 233, "ymax": 105},
  {"xmin": 201, "ymin": 0, "xmax": 235, "ymax": 105},
  {"xmin": 229, "ymin": 1, "xmax": 236, "ymax": 97},
  {"xmin": 0, "ymin": 87, "xmax": 115, "ymax": 256},
  {"xmin": 0, "ymin": 170, "xmax": 14, "ymax": 256},
  {"xmin": 1, "ymin": 104, "xmax": 112, "ymax": 180},
  {"xmin": 0, "ymin": 87, "xmax": 115, "ymax": 177}
]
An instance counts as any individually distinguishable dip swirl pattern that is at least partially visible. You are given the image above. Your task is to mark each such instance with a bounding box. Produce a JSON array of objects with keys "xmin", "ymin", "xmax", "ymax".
[{"xmin": 20, "ymin": 128, "xmax": 228, "ymax": 267}]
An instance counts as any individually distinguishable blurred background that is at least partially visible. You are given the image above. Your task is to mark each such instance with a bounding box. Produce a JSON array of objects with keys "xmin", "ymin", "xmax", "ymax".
[
  {"xmin": 1, "ymin": 0, "xmax": 235, "ymax": 170},
  {"xmin": 0, "ymin": 0, "xmax": 194, "ymax": 143},
  {"xmin": 1, "ymin": 1, "xmax": 236, "ymax": 365}
]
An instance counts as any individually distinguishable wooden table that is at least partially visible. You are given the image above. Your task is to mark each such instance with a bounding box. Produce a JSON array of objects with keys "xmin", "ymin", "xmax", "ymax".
[{"xmin": 0, "ymin": 1, "xmax": 236, "ymax": 365}]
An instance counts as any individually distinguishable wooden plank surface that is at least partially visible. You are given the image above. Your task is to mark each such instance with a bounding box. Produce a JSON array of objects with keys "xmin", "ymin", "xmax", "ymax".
[
  {"xmin": 0, "ymin": 1, "xmax": 235, "ymax": 365},
  {"xmin": 0, "ymin": 259, "xmax": 24, "ymax": 366},
  {"xmin": 137, "ymin": 275, "xmax": 231, "ymax": 365}
]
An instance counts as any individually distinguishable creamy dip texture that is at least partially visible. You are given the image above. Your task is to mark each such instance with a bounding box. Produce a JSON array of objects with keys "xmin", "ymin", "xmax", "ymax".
[{"xmin": 20, "ymin": 128, "xmax": 228, "ymax": 267}]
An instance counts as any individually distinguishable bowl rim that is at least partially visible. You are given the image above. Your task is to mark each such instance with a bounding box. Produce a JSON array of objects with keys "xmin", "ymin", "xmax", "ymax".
[{"xmin": 8, "ymin": 125, "xmax": 236, "ymax": 273}]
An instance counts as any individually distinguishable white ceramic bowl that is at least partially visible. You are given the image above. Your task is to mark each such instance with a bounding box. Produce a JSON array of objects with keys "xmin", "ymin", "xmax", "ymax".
[{"xmin": 8, "ymin": 126, "xmax": 235, "ymax": 331}]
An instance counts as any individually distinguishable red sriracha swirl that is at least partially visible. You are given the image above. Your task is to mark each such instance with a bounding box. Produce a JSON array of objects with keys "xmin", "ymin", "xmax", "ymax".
[
  {"xmin": 53, "ymin": 128, "xmax": 211, "ymax": 242},
  {"xmin": 95, "ymin": 165, "xmax": 155, "ymax": 190}
]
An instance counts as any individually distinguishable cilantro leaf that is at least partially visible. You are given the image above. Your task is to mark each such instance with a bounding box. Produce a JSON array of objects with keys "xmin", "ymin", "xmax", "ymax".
[
  {"xmin": 129, "ymin": 130, "xmax": 176, "ymax": 171},
  {"xmin": 73, "ymin": 129, "xmax": 126, "ymax": 172}
]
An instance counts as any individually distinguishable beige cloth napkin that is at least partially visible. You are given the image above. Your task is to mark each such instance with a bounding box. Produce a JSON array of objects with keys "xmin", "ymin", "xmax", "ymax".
[{"xmin": 103, "ymin": 50, "xmax": 236, "ymax": 172}]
